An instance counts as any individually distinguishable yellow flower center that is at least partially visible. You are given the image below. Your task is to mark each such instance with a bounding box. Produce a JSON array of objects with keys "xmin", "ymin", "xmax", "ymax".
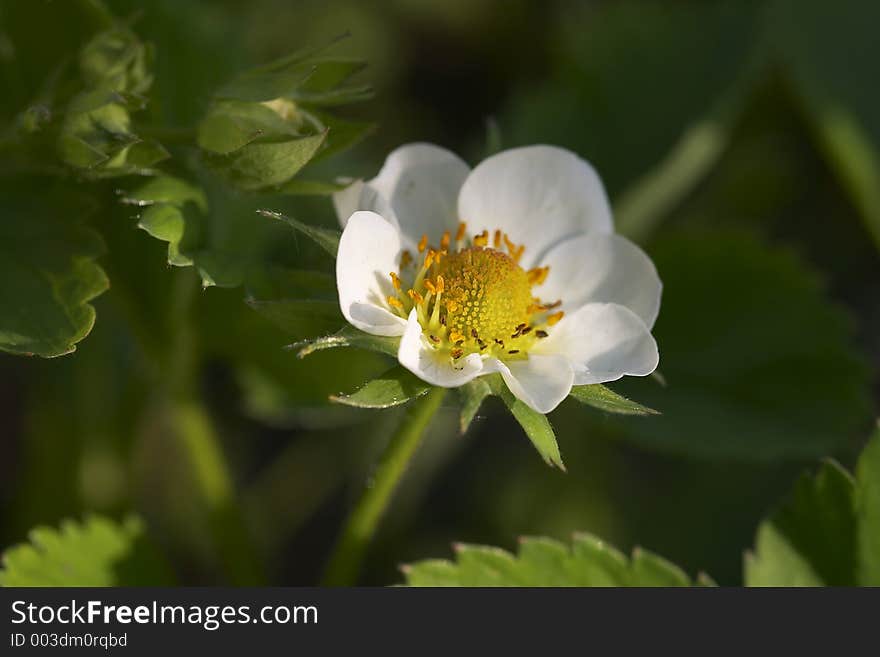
[{"xmin": 386, "ymin": 223, "xmax": 564, "ymax": 364}]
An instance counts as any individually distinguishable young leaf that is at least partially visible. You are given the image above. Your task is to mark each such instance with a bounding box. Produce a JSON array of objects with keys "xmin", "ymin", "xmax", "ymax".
[
  {"xmin": 569, "ymin": 384, "xmax": 659, "ymax": 416},
  {"xmin": 402, "ymin": 532, "xmax": 704, "ymax": 587},
  {"xmin": 0, "ymin": 515, "xmax": 172, "ymax": 586},
  {"xmin": 745, "ymin": 461, "xmax": 856, "ymax": 586},
  {"xmin": 331, "ymin": 365, "xmax": 431, "ymax": 409},
  {"xmin": 291, "ymin": 326, "xmax": 398, "ymax": 359},
  {"xmin": 258, "ymin": 209, "xmax": 340, "ymax": 257},
  {"xmin": 486, "ymin": 375, "xmax": 564, "ymax": 470}
]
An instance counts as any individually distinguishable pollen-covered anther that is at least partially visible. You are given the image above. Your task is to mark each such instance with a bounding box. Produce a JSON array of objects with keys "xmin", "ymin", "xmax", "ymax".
[
  {"xmin": 456, "ymin": 221, "xmax": 467, "ymax": 243},
  {"xmin": 547, "ymin": 311, "xmax": 565, "ymax": 326},
  {"xmin": 408, "ymin": 289, "xmax": 424, "ymax": 304},
  {"xmin": 527, "ymin": 266, "xmax": 549, "ymax": 285},
  {"xmin": 387, "ymin": 296, "xmax": 404, "ymax": 309},
  {"xmin": 389, "ymin": 271, "xmax": 402, "ymax": 290},
  {"xmin": 440, "ymin": 231, "xmax": 451, "ymax": 250},
  {"xmin": 418, "ymin": 234, "xmax": 429, "ymax": 253},
  {"xmin": 473, "ymin": 230, "xmax": 489, "ymax": 247}
]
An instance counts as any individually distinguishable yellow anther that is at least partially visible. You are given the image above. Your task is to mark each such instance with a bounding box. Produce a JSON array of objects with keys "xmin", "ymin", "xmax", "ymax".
[
  {"xmin": 424, "ymin": 249, "xmax": 436, "ymax": 269},
  {"xmin": 440, "ymin": 231, "xmax": 451, "ymax": 250},
  {"xmin": 449, "ymin": 330, "xmax": 465, "ymax": 344},
  {"xmin": 408, "ymin": 289, "xmax": 424, "ymax": 304},
  {"xmin": 493, "ymin": 229, "xmax": 502, "ymax": 248},
  {"xmin": 456, "ymin": 222, "xmax": 467, "ymax": 242},
  {"xmin": 418, "ymin": 234, "xmax": 429, "ymax": 253},
  {"xmin": 387, "ymin": 296, "xmax": 404, "ymax": 309},
  {"xmin": 436, "ymin": 275, "xmax": 445, "ymax": 293},
  {"xmin": 400, "ymin": 250, "xmax": 413, "ymax": 268},
  {"xmin": 547, "ymin": 311, "xmax": 565, "ymax": 326},
  {"xmin": 473, "ymin": 230, "xmax": 489, "ymax": 247},
  {"xmin": 425, "ymin": 279, "xmax": 437, "ymax": 295},
  {"xmin": 390, "ymin": 271, "xmax": 402, "ymax": 290},
  {"xmin": 527, "ymin": 266, "xmax": 549, "ymax": 285}
]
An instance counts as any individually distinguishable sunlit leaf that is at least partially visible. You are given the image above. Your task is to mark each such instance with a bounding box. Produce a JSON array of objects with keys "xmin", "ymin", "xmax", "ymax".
[
  {"xmin": 292, "ymin": 326, "xmax": 398, "ymax": 359},
  {"xmin": 458, "ymin": 378, "xmax": 493, "ymax": 433},
  {"xmin": 0, "ymin": 515, "xmax": 172, "ymax": 586},
  {"xmin": 403, "ymin": 532, "xmax": 705, "ymax": 586},
  {"xmin": 568, "ymin": 384, "xmax": 659, "ymax": 416},
  {"xmin": 258, "ymin": 209, "xmax": 340, "ymax": 257},
  {"xmin": 331, "ymin": 365, "xmax": 430, "ymax": 409}
]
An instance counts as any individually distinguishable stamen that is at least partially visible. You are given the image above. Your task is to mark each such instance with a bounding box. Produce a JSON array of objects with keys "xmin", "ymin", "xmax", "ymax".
[
  {"xmin": 527, "ymin": 266, "xmax": 549, "ymax": 285},
  {"xmin": 387, "ymin": 296, "xmax": 404, "ymax": 309},
  {"xmin": 400, "ymin": 250, "xmax": 413, "ymax": 268},
  {"xmin": 456, "ymin": 222, "xmax": 467, "ymax": 242},
  {"xmin": 473, "ymin": 230, "xmax": 489, "ymax": 247},
  {"xmin": 449, "ymin": 330, "xmax": 464, "ymax": 344},
  {"xmin": 418, "ymin": 234, "xmax": 429, "ymax": 253},
  {"xmin": 424, "ymin": 279, "xmax": 437, "ymax": 295},
  {"xmin": 451, "ymin": 348, "xmax": 464, "ymax": 360},
  {"xmin": 440, "ymin": 231, "xmax": 451, "ymax": 250},
  {"xmin": 390, "ymin": 271, "xmax": 402, "ymax": 290},
  {"xmin": 535, "ymin": 330, "xmax": 549, "ymax": 338},
  {"xmin": 408, "ymin": 289, "xmax": 424, "ymax": 305},
  {"xmin": 547, "ymin": 311, "xmax": 564, "ymax": 326},
  {"xmin": 493, "ymin": 229, "xmax": 502, "ymax": 248}
]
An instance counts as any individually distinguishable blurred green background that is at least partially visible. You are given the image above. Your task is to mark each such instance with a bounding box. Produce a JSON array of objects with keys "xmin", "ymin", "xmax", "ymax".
[{"xmin": 0, "ymin": 0, "xmax": 878, "ymax": 586}]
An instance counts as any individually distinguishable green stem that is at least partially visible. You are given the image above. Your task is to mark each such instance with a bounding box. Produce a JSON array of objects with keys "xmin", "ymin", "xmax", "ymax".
[
  {"xmin": 166, "ymin": 270, "xmax": 265, "ymax": 585},
  {"xmin": 322, "ymin": 387, "xmax": 447, "ymax": 586}
]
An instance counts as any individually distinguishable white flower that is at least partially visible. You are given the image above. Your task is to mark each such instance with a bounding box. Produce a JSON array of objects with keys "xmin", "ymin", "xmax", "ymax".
[{"xmin": 333, "ymin": 143, "xmax": 661, "ymax": 413}]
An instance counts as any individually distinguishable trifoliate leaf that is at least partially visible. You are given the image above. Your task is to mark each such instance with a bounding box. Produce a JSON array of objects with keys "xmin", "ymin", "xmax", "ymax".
[
  {"xmin": 568, "ymin": 384, "xmax": 659, "ymax": 416},
  {"xmin": 458, "ymin": 378, "xmax": 493, "ymax": 434},
  {"xmin": 0, "ymin": 185, "xmax": 109, "ymax": 357},
  {"xmin": 486, "ymin": 374, "xmax": 564, "ymax": 470},
  {"xmin": 258, "ymin": 209, "xmax": 340, "ymax": 257},
  {"xmin": 0, "ymin": 515, "xmax": 172, "ymax": 586},
  {"xmin": 855, "ymin": 425, "xmax": 880, "ymax": 585},
  {"xmin": 330, "ymin": 365, "xmax": 430, "ymax": 409},
  {"xmin": 402, "ymin": 532, "xmax": 705, "ymax": 586},
  {"xmin": 613, "ymin": 230, "xmax": 872, "ymax": 460},
  {"xmin": 292, "ymin": 326, "xmax": 398, "ymax": 359}
]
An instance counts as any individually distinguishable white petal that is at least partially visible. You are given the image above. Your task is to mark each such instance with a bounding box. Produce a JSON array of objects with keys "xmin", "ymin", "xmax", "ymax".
[
  {"xmin": 538, "ymin": 232, "xmax": 662, "ymax": 328},
  {"xmin": 458, "ymin": 145, "xmax": 613, "ymax": 267},
  {"xmin": 491, "ymin": 354, "xmax": 574, "ymax": 414},
  {"xmin": 336, "ymin": 211, "xmax": 407, "ymax": 336},
  {"xmin": 357, "ymin": 143, "xmax": 470, "ymax": 247},
  {"xmin": 332, "ymin": 179, "xmax": 364, "ymax": 229},
  {"xmin": 398, "ymin": 310, "xmax": 485, "ymax": 387},
  {"xmin": 536, "ymin": 303, "xmax": 658, "ymax": 385}
]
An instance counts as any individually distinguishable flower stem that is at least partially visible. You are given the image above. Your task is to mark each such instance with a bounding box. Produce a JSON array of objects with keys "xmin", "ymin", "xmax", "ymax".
[{"xmin": 322, "ymin": 387, "xmax": 447, "ymax": 586}]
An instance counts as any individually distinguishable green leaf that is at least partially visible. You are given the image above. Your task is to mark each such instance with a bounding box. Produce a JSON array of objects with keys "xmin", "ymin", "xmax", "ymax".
[
  {"xmin": 204, "ymin": 131, "xmax": 327, "ymax": 191},
  {"xmin": 246, "ymin": 298, "xmax": 344, "ymax": 341},
  {"xmin": 330, "ymin": 365, "xmax": 430, "ymax": 409},
  {"xmin": 197, "ymin": 100, "xmax": 301, "ymax": 155},
  {"xmin": 0, "ymin": 515, "xmax": 172, "ymax": 586},
  {"xmin": 258, "ymin": 209, "xmax": 340, "ymax": 257},
  {"xmin": 613, "ymin": 230, "xmax": 872, "ymax": 460},
  {"xmin": 486, "ymin": 375, "xmax": 564, "ymax": 470},
  {"xmin": 458, "ymin": 378, "xmax": 493, "ymax": 434},
  {"xmin": 855, "ymin": 425, "xmax": 880, "ymax": 585},
  {"xmin": 292, "ymin": 326, "xmax": 398, "ymax": 359},
  {"xmin": 745, "ymin": 461, "xmax": 856, "ymax": 586},
  {"xmin": 0, "ymin": 185, "xmax": 109, "ymax": 357},
  {"xmin": 569, "ymin": 384, "xmax": 659, "ymax": 416},
  {"xmin": 274, "ymin": 179, "xmax": 349, "ymax": 196},
  {"xmin": 402, "ymin": 532, "xmax": 704, "ymax": 587}
]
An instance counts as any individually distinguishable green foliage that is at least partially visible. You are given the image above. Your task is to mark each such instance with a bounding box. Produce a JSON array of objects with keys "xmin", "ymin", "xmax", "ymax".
[
  {"xmin": 258, "ymin": 209, "xmax": 341, "ymax": 257},
  {"xmin": 568, "ymin": 384, "xmax": 659, "ymax": 416},
  {"xmin": 613, "ymin": 230, "xmax": 872, "ymax": 460},
  {"xmin": 402, "ymin": 532, "xmax": 708, "ymax": 586},
  {"xmin": 198, "ymin": 40, "xmax": 373, "ymax": 193},
  {"xmin": 745, "ymin": 428, "xmax": 880, "ymax": 586},
  {"xmin": 331, "ymin": 365, "xmax": 430, "ymax": 409},
  {"xmin": 292, "ymin": 326, "xmax": 399, "ymax": 359},
  {"xmin": 0, "ymin": 185, "xmax": 109, "ymax": 357},
  {"xmin": 0, "ymin": 515, "xmax": 172, "ymax": 587},
  {"xmin": 458, "ymin": 378, "xmax": 493, "ymax": 433}
]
